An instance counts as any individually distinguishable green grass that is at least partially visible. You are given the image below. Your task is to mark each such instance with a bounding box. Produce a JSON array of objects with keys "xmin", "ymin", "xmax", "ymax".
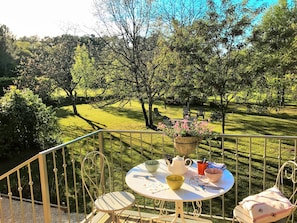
[{"xmin": 57, "ymin": 101, "xmax": 297, "ymax": 142}]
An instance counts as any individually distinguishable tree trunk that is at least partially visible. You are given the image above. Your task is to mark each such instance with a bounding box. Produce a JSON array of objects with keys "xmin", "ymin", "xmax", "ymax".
[
  {"xmin": 220, "ymin": 96, "xmax": 225, "ymax": 134},
  {"xmin": 148, "ymin": 100, "xmax": 153, "ymax": 128},
  {"xmin": 280, "ymin": 85, "xmax": 285, "ymax": 107},
  {"xmin": 222, "ymin": 112, "xmax": 225, "ymax": 134},
  {"xmin": 69, "ymin": 91, "xmax": 78, "ymax": 116},
  {"xmin": 139, "ymin": 98, "xmax": 149, "ymax": 128}
]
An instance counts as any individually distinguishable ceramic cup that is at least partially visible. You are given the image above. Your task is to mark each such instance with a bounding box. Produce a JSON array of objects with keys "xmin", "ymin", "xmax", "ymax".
[
  {"xmin": 166, "ymin": 175, "xmax": 184, "ymax": 190},
  {"xmin": 145, "ymin": 160, "xmax": 160, "ymax": 173},
  {"xmin": 204, "ymin": 168, "xmax": 223, "ymax": 182}
]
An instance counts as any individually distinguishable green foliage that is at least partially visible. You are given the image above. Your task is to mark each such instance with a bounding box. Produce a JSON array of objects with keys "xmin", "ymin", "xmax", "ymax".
[
  {"xmin": 166, "ymin": 0, "xmax": 262, "ymax": 133},
  {"xmin": 0, "ymin": 25, "xmax": 17, "ymax": 78},
  {"xmin": 94, "ymin": 0, "xmax": 171, "ymax": 127},
  {"xmin": 0, "ymin": 87, "xmax": 61, "ymax": 158},
  {"xmin": 71, "ymin": 44, "xmax": 97, "ymax": 96},
  {"xmin": 164, "ymin": 19, "xmax": 211, "ymax": 105},
  {"xmin": 0, "ymin": 77, "xmax": 14, "ymax": 96},
  {"xmin": 250, "ymin": 0, "xmax": 297, "ymax": 107},
  {"xmin": 16, "ymin": 35, "xmax": 107, "ymax": 114},
  {"xmin": 16, "ymin": 39, "xmax": 57, "ymax": 104}
]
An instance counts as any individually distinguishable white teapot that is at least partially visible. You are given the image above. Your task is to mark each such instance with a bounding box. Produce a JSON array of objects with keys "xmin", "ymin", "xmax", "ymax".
[{"xmin": 166, "ymin": 155, "xmax": 192, "ymax": 175}]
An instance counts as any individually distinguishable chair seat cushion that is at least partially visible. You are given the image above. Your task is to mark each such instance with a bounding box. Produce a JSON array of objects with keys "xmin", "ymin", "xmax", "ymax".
[
  {"xmin": 94, "ymin": 191, "xmax": 135, "ymax": 212},
  {"xmin": 236, "ymin": 186, "xmax": 295, "ymax": 223}
]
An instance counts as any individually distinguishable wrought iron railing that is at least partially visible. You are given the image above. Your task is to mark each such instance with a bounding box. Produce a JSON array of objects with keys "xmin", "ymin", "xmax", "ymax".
[{"xmin": 0, "ymin": 130, "xmax": 296, "ymax": 223}]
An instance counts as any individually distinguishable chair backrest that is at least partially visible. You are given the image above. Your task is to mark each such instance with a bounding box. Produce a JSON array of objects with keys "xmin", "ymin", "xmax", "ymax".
[
  {"xmin": 275, "ymin": 161, "xmax": 297, "ymax": 220},
  {"xmin": 153, "ymin": 108, "xmax": 162, "ymax": 116},
  {"xmin": 81, "ymin": 151, "xmax": 112, "ymax": 203},
  {"xmin": 198, "ymin": 108, "xmax": 204, "ymax": 115},
  {"xmin": 183, "ymin": 107, "xmax": 190, "ymax": 117}
]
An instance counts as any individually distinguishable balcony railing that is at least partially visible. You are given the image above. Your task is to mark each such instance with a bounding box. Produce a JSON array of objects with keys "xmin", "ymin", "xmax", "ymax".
[{"xmin": 0, "ymin": 130, "xmax": 296, "ymax": 223}]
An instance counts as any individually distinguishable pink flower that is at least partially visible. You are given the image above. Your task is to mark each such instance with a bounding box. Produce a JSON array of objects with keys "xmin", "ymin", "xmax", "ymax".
[{"xmin": 157, "ymin": 118, "xmax": 216, "ymax": 139}]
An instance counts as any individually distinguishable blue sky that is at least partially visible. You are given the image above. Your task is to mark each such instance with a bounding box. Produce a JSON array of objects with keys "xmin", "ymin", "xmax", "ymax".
[{"xmin": 0, "ymin": 0, "xmax": 282, "ymax": 38}]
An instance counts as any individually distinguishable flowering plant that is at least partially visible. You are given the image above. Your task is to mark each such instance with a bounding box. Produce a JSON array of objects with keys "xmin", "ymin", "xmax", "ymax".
[{"xmin": 157, "ymin": 119, "xmax": 215, "ymax": 139}]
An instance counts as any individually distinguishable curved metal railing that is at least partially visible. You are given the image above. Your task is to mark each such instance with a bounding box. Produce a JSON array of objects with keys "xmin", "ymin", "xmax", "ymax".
[{"xmin": 0, "ymin": 130, "xmax": 296, "ymax": 223}]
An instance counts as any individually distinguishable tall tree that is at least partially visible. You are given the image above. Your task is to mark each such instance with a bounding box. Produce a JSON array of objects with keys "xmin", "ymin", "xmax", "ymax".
[
  {"xmin": 17, "ymin": 35, "xmax": 81, "ymax": 113},
  {"xmin": 163, "ymin": 19, "xmax": 211, "ymax": 108},
  {"xmin": 43, "ymin": 35, "xmax": 82, "ymax": 114},
  {"xmin": 71, "ymin": 44, "xmax": 97, "ymax": 97},
  {"xmin": 17, "ymin": 39, "xmax": 56, "ymax": 104},
  {"xmin": 251, "ymin": 0, "xmax": 297, "ymax": 108},
  {"xmin": 158, "ymin": 0, "xmax": 262, "ymax": 133},
  {"xmin": 139, "ymin": 0, "xmax": 209, "ymax": 108},
  {"xmin": 93, "ymin": 0, "xmax": 168, "ymax": 128},
  {"xmin": 197, "ymin": 0, "xmax": 262, "ymax": 133},
  {"xmin": 0, "ymin": 24, "xmax": 16, "ymax": 78}
]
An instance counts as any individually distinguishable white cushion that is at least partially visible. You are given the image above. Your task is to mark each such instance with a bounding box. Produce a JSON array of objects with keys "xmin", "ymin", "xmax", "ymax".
[{"xmin": 239, "ymin": 186, "xmax": 295, "ymax": 223}]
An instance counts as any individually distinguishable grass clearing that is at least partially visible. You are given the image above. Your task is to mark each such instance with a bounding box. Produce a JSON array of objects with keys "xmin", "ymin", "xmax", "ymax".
[
  {"xmin": 57, "ymin": 101, "xmax": 297, "ymax": 143},
  {"xmin": 3, "ymin": 100, "xmax": 292, "ymax": 173}
]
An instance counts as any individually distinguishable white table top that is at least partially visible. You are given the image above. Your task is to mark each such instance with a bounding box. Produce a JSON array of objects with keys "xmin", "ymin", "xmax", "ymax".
[{"xmin": 125, "ymin": 159, "xmax": 234, "ymax": 202}]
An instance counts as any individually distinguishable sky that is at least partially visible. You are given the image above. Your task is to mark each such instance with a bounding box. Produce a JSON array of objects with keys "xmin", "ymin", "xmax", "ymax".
[
  {"xmin": 0, "ymin": 0, "xmax": 97, "ymax": 38},
  {"xmin": 0, "ymin": 0, "xmax": 281, "ymax": 38}
]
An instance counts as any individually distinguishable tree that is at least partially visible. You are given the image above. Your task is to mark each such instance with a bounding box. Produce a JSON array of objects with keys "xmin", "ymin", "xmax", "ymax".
[
  {"xmin": 17, "ymin": 35, "xmax": 81, "ymax": 113},
  {"xmin": 16, "ymin": 39, "xmax": 56, "ymax": 104},
  {"xmin": 154, "ymin": 0, "xmax": 207, "ymax": 31},
  {"xmin": 93, "ymin": 0, "xmax": 169, "ymax": 128},
  {"xmin": 163, "ymin": 19, "xmax": 211, "ymax": 108},
  {"xmin": 157, "ymin": 0, "xmax": 262, "ymax": 133},
  {"xmin": 0, "ymin": 24, "xmax": 17, "ymax": 78},
  {"xmin": 17, "ymin": 35, "xmax": 106, "ymax": 110},
  {"xmin": 195, "ymin": 0, "xmax": 262, "ymax": 133},
  {"xmin": 0, "ymin": 87, "xmax": 61, "ymax": 158},
  {"xmin": 44, "ymin": 35, "xmax": 81, "ymax": 114},
  {"xmin": 250, "ymin": 0, "xmax": 297, "ymax": 108},
  {"xmin": 71, "ymin": 44, "xmax": 97, "ymax": 97}
]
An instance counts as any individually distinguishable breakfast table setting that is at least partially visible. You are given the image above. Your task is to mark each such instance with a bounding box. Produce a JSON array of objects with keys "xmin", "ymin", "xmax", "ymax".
[{"xmin": 125, "ymin": 156, "xmax": 234, "ymax": 223}]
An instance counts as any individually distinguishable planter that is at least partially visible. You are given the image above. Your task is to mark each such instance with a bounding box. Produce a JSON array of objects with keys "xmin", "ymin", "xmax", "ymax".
[{"xmin": 174, "ymin": 136, "xmax": 200, "ymax": 156}]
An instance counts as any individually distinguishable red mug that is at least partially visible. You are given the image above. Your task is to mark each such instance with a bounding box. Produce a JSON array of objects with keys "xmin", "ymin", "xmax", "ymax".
[{"xmin": 197, "ymin": 160, "xmax": 208, "ymax": 175}]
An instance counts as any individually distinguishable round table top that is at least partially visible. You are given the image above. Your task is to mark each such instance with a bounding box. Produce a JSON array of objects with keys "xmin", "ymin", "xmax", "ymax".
[{"xmin": 125, "ymin": 159, "xmax": 234, "ymax": 202}]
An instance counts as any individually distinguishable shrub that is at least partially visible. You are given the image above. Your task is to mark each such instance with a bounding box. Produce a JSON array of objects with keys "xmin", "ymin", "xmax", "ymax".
[{"xmin": 0, "ymin": 87, "xmax": 61, "ymax": 158}]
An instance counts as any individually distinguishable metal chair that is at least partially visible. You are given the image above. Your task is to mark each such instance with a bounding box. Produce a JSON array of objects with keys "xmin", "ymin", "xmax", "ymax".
[
  {"xmin": 154, "ymin": 107, "xmax": 170, "ymax": 122},
  {"xmin": 198, "ymin": 108, "xmax": 205, "ymax": 119},
  {"xmin": 183, "ymin": 107, "xmax": 191, "ymax": 119},
  {"xmin": 233, "ymin": 161, "xmax": 297, "ymax": 223},
  {"xmin": 81, "ymin": 151, "xmax": 136, "ymax": 222}
]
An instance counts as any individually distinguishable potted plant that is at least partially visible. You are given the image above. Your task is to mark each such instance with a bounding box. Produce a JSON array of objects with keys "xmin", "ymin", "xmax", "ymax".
[{"xmin": 158, "ymin": 119, "xmax": 216, "ymax": 156}]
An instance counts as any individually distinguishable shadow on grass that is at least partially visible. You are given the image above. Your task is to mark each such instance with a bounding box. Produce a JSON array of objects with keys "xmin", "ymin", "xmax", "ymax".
[
  {"xmin": 57, "ymin": 102, "xmax": 146, "ymax": 128},
  {"xmin": 226, "ymin": 111, "xmax": 297, "ymax": 136},
  {"xmin": 227, "ymin": 104, "xmax": 297, "ymax": 121},
  {"xmin": 101, "ymin": 106, "xmax": 145, "ymax": 121},
  {"xmin": 56, "ymin": 107, "xmax": 107, "ymax": 130},
  {"xmin": 55, "ymin": 107, "xmax": 73, "ymax": 118},
  {"xmin": 77, "ymin": 114, "xmax": 106, "ymax": 130}
]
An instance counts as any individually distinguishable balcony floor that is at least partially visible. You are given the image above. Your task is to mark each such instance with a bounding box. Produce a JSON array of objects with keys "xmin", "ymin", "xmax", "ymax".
[
  {"xmin": 0, "ymin": 196, "xmax": 79, "ymax": 223},
  {"xmin": 97, "ymin": 210, "xmax": 219, "ymax": 223},
  {"xmin": 0, "ymin": 197, "xmax": 218, "ymax": 223}
]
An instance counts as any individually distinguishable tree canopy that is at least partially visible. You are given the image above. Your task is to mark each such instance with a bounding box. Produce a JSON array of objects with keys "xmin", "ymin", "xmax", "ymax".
[{"xmin": 251, "ymin": 0, "xmax": 297, "ymax": 107}]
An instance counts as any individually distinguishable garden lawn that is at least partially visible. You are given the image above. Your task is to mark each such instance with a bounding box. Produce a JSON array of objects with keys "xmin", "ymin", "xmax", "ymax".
[{"xmin": 57, "ymin": 101, "xmax": 297, "ymax": 143}]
